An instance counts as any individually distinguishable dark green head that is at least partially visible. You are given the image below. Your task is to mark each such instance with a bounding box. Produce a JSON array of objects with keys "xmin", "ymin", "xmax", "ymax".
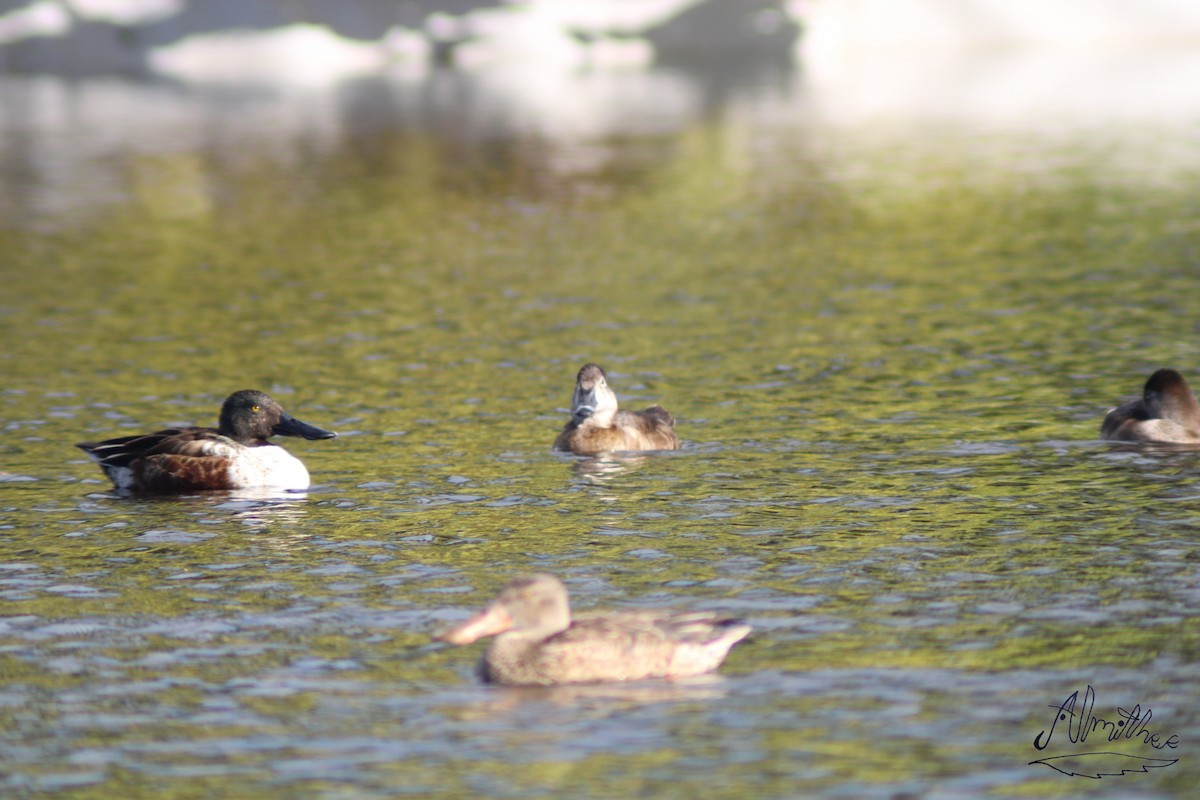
[{"xmin": 218, "ymin": 389, "xmax": 337, "ymax": 443}]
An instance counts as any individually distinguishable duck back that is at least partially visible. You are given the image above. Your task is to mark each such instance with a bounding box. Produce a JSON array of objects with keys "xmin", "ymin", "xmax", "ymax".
[
  {"xmin": 554, "ymin": 405, "xmax": 679, "ymax": 455},
  {"xmin": 482, "ymin": 610, "xmax": 750, "ymax": 685}
]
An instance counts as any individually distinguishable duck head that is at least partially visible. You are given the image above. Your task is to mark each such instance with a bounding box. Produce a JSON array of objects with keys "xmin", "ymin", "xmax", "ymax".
[
  {"xmin": 1143, "ymin": 369, "xmax": 1200, "ymax": 427},
  {"xmin": 219, "ymin": 390, "xmax": 338, "ymax": 443},
  {"xmin": 570, "ymin": 363, "xmax": 619, "ymax": 427},
  {"xmin": 439, "ymin": 574, "xmax": 572, "ymax": 645}
]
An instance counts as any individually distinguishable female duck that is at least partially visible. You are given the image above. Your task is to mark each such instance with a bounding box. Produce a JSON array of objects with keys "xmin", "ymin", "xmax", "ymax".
[
  {"xmin": 438, "ymin": 574, "xmax": 750, "ymax": 686},
  {"xmin": 1101, "ymin": 368, "xmax": 1200, "ymax": 444},
  {"xmin": 552, "ymin": 363, "xmax": 679, "ymax": 455},
  {"xmin": 77, "ymin": 389, "xmax": 337, "ymax": 493}
]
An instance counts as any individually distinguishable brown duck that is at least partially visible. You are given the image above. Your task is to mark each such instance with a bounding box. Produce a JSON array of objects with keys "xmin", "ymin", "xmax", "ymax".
[
  {"xmin": 552, "ymin": 363, "xmax": 679, "ymax": 455},
  {"xmin": 438, "ymin": 574, "xmax": 751, "ymax": 686},
  {"xmin": 1101, "ymin": 369, "xmax": 1200, "ymax": 444}
]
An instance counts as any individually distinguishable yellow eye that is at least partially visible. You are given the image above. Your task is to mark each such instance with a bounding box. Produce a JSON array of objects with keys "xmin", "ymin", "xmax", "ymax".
[{"xmin": 251, "ymin": 405, "xmax": 261, "ymax": 412}]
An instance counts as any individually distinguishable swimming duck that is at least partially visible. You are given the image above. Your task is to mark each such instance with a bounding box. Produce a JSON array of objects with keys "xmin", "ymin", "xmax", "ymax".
[
  {"xmin": 552, "ymin": 363, "xmax": 680, "ymax": 455},
  {"xmin": 77, "ymin": 389, "xmax": 337, "ymax": 493},
  {"xmin": 1101, "ymin": 369, "xmax": 1200, "ymax": 444},
  {"xmin": 438, "ymin": 574, "xmax": 750, "ymax": 686}
]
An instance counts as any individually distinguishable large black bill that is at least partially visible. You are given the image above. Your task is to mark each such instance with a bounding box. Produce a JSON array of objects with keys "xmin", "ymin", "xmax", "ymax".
[{"xmin": 273, "ymin": 413, "xmax": 338, "ymax": 440}]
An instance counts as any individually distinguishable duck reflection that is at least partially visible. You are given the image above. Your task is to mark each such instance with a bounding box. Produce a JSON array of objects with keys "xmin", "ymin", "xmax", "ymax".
[
  {"xmin": 211, "ymin": 490, "xmax": 313, "ymax": 528},
  {"xmin": 447, "ymin": 673, "xmax": 733, "ymax": 721},
  {"xmin": 86, "ymin": 486, "xmax": 316, "ymax": 529},
  {"xmin": 569, "ymin": 452, "xmax": 650, "ymax": 483}
]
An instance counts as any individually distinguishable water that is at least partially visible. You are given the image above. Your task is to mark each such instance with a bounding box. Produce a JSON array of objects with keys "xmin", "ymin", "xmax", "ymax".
[{"xmin": 2, "ymin": 52, "xmax": 1200, "ymax": 799}]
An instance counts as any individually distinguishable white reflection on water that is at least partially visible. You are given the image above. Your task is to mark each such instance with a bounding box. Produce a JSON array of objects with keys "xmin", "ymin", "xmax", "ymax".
[
  {"xmin": 4, "ymin": 35, "xmax": 1200, "ymax": 229},
  {"xmin": 798, "ymin": 40, "xmax": 1200, "ymax": 130}
]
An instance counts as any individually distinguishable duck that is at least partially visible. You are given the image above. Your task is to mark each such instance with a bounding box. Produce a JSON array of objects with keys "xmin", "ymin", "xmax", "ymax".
[
  {"xmin": 76, "ymin": 389, "xmax": 337, "ymax": 493},
  {"xmin": 552, "ymin": 363, "xmax": 680, "ymax": 455},
  {"xmin": 1101, "ymin": 369, "xmax": 1200, "ymax": 444},
  {"xmin": 437, "ymin": 574, "xmax": 750, "ymax": 686}
]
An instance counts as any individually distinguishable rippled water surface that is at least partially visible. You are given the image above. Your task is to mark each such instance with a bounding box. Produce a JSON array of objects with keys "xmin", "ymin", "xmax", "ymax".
[{"xmin": 2, "ymin": 53, "xmax": 1200, "ymax": 799}]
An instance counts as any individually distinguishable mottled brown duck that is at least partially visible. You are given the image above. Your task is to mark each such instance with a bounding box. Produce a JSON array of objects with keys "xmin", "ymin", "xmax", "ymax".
[{"xmin": 438, "ymin": 574, "xmax": 751, "ymax": 686}]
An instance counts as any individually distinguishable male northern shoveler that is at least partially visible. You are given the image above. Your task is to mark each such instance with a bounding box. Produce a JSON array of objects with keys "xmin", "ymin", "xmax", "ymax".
[
  {"xmin": 1101, "ymin": 369, "xmax": 1200, "ymax": 444},
  {"xmin": 77, "ymin": 389, "xmax": 337, "ymax": 493},
  {"xmin": 552, "ymin": 363, "xmax": 679, "ymax": 455},
  {"xmin": 438, "ymin": 574, "xmax": 750, "ymax": 686}
]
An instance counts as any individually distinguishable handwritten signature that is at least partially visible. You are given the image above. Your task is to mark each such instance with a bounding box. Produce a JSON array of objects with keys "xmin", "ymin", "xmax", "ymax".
[{"xmin": 1030, "ymin": 685, "xmax": 1180, "ymax": 779}]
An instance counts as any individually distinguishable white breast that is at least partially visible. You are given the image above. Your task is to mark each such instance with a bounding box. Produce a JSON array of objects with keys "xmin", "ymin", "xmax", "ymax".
[{"xmin": 226, "ymin": 445, "xmax": 312, "ymax": 490}]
